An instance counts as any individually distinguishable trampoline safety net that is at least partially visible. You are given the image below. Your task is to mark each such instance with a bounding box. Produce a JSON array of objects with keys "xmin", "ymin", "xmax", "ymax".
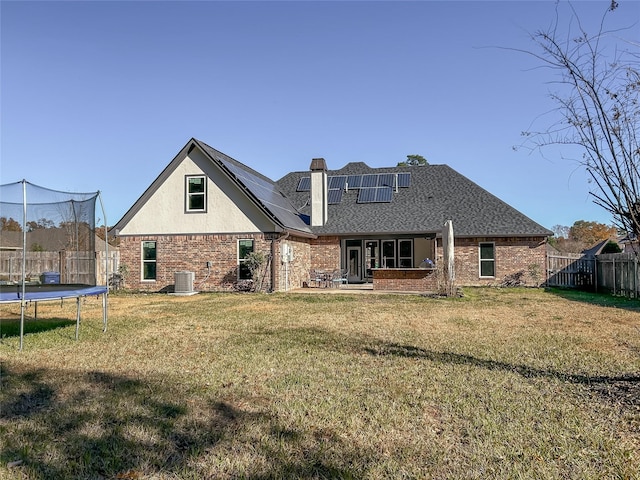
[{"xmin": 0, "ymin": 180, "xmax": 102, "ymax": 285}]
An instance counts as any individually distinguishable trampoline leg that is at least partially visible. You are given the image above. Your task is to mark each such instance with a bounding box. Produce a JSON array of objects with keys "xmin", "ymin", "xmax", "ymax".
[
  {"xmin": 102, "ymin": 293, "xmax": 108, "ymax": 333},
  {"xmin": 19, "ymin": 300, "xmax": 26, "ymax": 351},
  {"xmin": 75, "ymin": 297, "xmax": 81, "ymax": 340}
]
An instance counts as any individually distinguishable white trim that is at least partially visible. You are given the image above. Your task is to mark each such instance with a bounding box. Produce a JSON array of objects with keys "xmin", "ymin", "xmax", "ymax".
[
  {"xmin": 141, "ymin": 240, "xmax": 157, "ymax": 281},
  {"xmin": 185, "ymin": 174, "xmax": 207, "ymax": 213},
  {"xmin": 479, "ymin": 242, "xmax": 495, "ymax": 278},
  {"xmin": 237, "ymin": 238, "xmax": 254, "ymax": 280}
]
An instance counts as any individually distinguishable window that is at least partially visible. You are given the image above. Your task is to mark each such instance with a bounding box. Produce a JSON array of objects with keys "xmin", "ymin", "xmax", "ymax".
[
  {"xmin": 238, "ymin": 239, "xmax": 254, "ymax": 280},
  {"xmin": 142, "ymin": 241, "xmax": 157, "ymax": 280},
  {"xmin": 479, "ymin": 242, "xmax": 495, "ymax": 277},
  {"xmin": 382, "ymin": 240, "xmax": 396, "ymax": 268},
  {"xmin": 398, "ymin": 239, "xmax": 413, "ymax": 268},
  {"xmin": 186, "ymin": 175, "xmax": 206, "ymax": 212}
]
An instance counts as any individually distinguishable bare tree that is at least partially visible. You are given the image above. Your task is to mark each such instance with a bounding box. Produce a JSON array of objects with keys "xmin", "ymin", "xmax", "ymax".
[{"xmin": 517, "ymin": 1, "xmax": 639, "ymax": 241}]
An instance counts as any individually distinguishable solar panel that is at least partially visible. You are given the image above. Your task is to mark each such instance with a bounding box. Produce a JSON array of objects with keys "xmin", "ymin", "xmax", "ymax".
[
  {"xmin": 297, "ymin": 177, "xmax": 311, "ymax": 191},
  {"xmin": 357, "ymin": 186, "xmax": 393, "ymax": 203},
  {"xmin": 346, "ymin": 175, "xmax": 362, "ymax": 189},
  {"xmin": 357, "ymin": 188, "xmax": 376, "ymax": 203},
  {"xmin": 397, "ymin": 172, "xmax": 411, "ymax": 188},
  {"xmin": 377, "ymin": 174, "xmax": 395, "ymax": 187},
  {"xmin": 218, "ymin": 158, "xmax": 309, "ymax": 230},
  {"xmin": 375, "ymin": 186, "xmax": 393, "ymax": 202},
  {"xmin": 362, "ymin": 174, "xmax": 377, "ymax": 188},
  {"xmin": 328, "ymin": 189, "xmax": 343, "ymax": 204},
  {"xmin": 328, "ymin": 175, "xmax": 347, "ymax": 190}
]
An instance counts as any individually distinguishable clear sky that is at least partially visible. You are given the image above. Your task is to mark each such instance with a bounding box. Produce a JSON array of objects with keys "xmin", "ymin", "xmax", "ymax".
[{"xmin": 1, "ymin": 0, "xmax": 638, "ymax": 231}]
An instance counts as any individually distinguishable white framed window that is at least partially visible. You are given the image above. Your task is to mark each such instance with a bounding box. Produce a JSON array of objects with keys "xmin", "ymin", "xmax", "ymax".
[
  {"xmin": 186, "ymin": 175, "xmax": 206, "ymax": 212},
  {"xmin": 479, "ymin": 242, "xmax": 495, "ymax": 277},
  {"xmin": 142, "ymin": 241, "xmax": 157, "ymax": 280},
  {"xmin": 238, "ymin": 239, "xmax": 254, "ymax": 280},
  {"xmin": 398, "ymin": 239, "xmax": 413, "ymax": 268}
]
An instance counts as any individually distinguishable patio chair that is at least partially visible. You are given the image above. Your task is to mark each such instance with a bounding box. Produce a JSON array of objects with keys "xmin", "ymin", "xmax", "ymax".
[
  {"xmin": 332, "ymin": 268, "xmax": 349, "ymax": 288},
  {"xmin": 310, "ymin": 269, "xmax": 325, "ymax": 288}
]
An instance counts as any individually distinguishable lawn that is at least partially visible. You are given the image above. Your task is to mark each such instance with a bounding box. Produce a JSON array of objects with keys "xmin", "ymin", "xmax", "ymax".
[{"xmin": 1, "ymin": 288, "xmax": 639, "ymax": 479}]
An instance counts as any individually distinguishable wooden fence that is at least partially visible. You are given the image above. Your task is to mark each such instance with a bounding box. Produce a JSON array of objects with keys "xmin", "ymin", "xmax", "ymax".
[
  {"xmin": 547, "ymin": 253, "xmax": 596, "ymax": 290},
  {"xmin": 0, "ymin": 250, "xmax": 119, "ymax": 286},
  {"xmin": 596, "ymin": 253, "xmax": 640, "ymax": 297},
  {"xmin": 547, "ymin": 252, "xmax": 640, "ymax": 297}
]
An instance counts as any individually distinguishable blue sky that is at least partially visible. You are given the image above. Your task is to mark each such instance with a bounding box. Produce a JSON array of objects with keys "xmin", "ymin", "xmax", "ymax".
[{"xmin": 1, "ymin": 0, "xmax": 638, "ymax": 230}]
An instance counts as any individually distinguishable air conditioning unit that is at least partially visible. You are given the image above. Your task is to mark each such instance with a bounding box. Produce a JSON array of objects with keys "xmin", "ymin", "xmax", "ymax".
[{"xmin": 174, "ymin": 271, "xmax": 195, "ymax": 295}]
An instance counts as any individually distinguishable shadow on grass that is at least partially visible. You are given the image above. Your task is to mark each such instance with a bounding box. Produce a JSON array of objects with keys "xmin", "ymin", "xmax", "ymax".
[
  {"xmin": 0, "ymin": 318, "xmax": 76, "ymax": 338},
  {"xmin": 365, "ymin": 342, "xmax": 640, "ymax": 407},
  {"xmin": 545, "ymin": 287, "xmax": 640, "ymax": 312},
  {"xmin": 0, "ymin": 363, "xmax": 363, "ymax": 479}
]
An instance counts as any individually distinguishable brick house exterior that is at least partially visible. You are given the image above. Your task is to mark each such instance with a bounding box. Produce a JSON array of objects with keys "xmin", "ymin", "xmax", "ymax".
[
  {"xmin": 442, "ymin": 237, "xmax": 547, "ymax": 287},
  {"xmin": 113, "ymin": 138, "xmax": 551, "ymax": 293}
]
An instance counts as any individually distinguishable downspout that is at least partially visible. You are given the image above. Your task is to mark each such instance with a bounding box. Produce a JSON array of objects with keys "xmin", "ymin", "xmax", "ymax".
[{"xmin": 271, "ymin": 232, "xmax": 290, "ymax": 292}]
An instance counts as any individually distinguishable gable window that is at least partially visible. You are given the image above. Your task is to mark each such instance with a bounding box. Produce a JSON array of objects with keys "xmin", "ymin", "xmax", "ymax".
[
  {"xmin": 238, "ymin": 239, "xmax": 254, "ymax": 280},
  {"xmin": 479, "ymin": 242, "xmax": 495, "ymax": 277},
  {"xmin": 142, "ymin": 241, "xmax": 157, "ymax": 280},
  {"xmin": 186, "ymin": 175, "xmax": 206, "ymax": 212},
  {"xmin": 398, "ymin": 239, "xmax": 413, "ymax": 268}
]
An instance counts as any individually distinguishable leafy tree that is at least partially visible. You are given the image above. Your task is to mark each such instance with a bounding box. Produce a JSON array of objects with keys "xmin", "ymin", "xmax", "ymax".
[
  {"xmin": 26, "ymin": 218, "xmax": 55, "ymax": 231},
  {"xmin": 518, "ymin": 1, "xmax": 639, "ymax": 241},
  {"xmin": 397, "ymin": 154, "xmax": 428, "ymax": 167},
  {"xmin": 569, "ymin": 220, "xmax": 617, "ymax": 246},
  {"xmin": 245, "ymin": 251, "xmax": 269, "ymax": 292},
  {"xmin": 0, "ymin": 216, "xmax": 22, "ymax": 232},
  {"xmin": 601, "ymin": 240, "xmax": 622, "ymax": 253},
  {"xmin": 30, "ymin": 243, "xmax": 44, "ymax": 252}
]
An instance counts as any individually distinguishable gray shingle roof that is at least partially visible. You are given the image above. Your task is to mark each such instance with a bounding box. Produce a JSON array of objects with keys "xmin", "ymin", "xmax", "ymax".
[{"xmin": 276, "ymin": 162, "xmax": 552, "ymax": 237}]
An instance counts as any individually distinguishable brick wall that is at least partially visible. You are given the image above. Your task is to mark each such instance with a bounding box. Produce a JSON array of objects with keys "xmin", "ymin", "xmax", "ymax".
[
  {"xmin": 373, "ymin": 269, "xmax": 438, "ymax": 292},
  {"xmin": 118, "ymin": 233, "xmax": 282, "ymax": 292},
  {"xmin": 118, "ymin": 233, "xmax": 546, "ymax": 292},
  {"xmin": 440, "ymin": 237, "xmax": 547, "ymax": 286},
  {"xmin": 272, "ymin": 236, "xmax": 312, "ymax": 291},
  {"xmin": 310, "ymin": 236, "xmax": 341, "ymax": 273}
]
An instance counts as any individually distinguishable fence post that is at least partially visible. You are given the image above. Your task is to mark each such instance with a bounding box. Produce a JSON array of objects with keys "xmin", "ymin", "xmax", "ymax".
[{"xmin": 633, "ymin": 257, "xmax": 638, "ymax": 298}]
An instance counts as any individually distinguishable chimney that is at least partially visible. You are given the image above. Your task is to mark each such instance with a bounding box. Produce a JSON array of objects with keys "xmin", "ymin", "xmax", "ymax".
[{"xmin": 310, "ymin": 158, "xmax": 328, "ymax": 227}]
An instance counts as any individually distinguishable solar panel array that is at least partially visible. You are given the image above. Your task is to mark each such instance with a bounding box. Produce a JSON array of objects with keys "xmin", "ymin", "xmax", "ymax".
[
  {"xmin": 296, "ymin": 172, "xmax": 410, "ymax": 204},
  {"xmin": 218, "ymin": 157, "xmax": 309, "ymax": 230}
]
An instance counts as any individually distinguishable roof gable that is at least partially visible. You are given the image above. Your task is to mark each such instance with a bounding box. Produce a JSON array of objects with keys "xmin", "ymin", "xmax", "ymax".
[{"xmin": 113, "ymin": 139, "xmax": 313, "ymax": 237}]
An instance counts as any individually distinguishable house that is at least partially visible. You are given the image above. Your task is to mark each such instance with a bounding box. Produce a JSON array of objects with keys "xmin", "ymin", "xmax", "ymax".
[{"xmin": 112, "ymin": 138, "xmax": 552, "ymax": 292}]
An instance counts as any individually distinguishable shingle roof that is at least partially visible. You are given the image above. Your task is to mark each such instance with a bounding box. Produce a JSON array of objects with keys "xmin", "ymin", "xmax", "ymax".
[
  {"xmin": 194, "ymin": 139, "xmax": 313, "ymax": 237},
  {"xmin": 276, "ymin": 162, "xmax": 552, "ymax": 237}
]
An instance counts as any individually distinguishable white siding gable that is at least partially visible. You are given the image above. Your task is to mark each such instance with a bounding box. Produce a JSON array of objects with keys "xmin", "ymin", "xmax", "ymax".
[{"xmin": 118, "ymin": 148, "xmax": 279, "ymax": 235}]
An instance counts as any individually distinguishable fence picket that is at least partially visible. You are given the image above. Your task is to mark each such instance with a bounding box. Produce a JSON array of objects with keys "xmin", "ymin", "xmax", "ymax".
[
  {"xmin": 0, "ymin": 250, "xmax": 119, "ymax": 286},
  {"xmin": 548, "ymin": 252, "xmax": 640, "ymax": 298}
]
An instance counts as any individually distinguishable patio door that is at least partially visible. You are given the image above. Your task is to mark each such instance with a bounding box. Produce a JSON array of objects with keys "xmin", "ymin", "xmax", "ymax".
[
  {"xmin": 365, "ymin": 240, "xmax": 379, "ymax": 281},
  {"xmin": 347, "ymin": 246, "xmax": 361, "ymax": 283}
]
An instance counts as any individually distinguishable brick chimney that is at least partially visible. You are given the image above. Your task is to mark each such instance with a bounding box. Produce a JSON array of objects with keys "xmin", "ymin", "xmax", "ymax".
[{"xmin": 310, "ymin": 158, "xmax": 328, "ymax": 227}]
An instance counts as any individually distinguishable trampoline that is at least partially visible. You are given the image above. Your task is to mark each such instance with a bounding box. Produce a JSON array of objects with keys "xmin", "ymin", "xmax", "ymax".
[
  {"xmin": 0, "ymin": 180, "xmax": 110, "ymax": 349},
  {"xmin": 0, "ymin": 284, "xmax": 108, "ymax": 342}
]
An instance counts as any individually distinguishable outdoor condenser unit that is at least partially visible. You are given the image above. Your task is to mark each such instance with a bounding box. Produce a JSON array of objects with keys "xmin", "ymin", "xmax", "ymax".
[{"xmin": 174, "ymin": 271, "xmax": 195, "ymax": 294}]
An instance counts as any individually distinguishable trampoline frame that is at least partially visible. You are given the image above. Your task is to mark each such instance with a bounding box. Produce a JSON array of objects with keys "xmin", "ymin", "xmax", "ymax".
[
  {"xmin": 1, "ymin": 180, "xmax": 110, "ymax": 350},
  {"xmin": 0, "ymin": 284, "xmax": 108, "ymax": 343}
]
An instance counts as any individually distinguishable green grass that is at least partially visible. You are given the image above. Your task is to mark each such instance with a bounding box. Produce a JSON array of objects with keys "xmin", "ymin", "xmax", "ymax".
[{"xmin": 1, "ymin": 288, "xmax": 639, "ymax": 479}]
